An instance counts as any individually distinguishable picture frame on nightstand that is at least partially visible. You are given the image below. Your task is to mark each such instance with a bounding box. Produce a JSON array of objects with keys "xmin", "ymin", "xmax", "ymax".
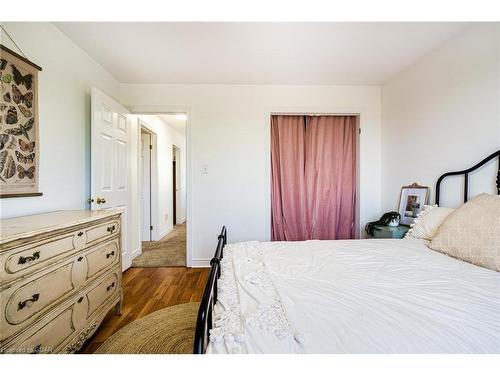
[{"xmin": 398, "ymin": 183, "xmax": 429, "ymax": 225}]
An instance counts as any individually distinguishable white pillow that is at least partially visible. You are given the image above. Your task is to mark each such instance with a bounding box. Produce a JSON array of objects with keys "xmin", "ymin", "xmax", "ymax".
[{"xmin": 404, "ymin": 205, "xmax": 455, "ymax": 241}]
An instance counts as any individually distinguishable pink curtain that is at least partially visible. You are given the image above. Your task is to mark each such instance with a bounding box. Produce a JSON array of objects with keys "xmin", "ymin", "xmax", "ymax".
[
  {"xmin": 305, "ymin": 116, "xmax": 357, "ymax": 239},
  {"xmin": 271, "ymin": 115, "xmax": 308, "ymax": 241},
  {"xmin": 271, "ymin": 115, "xmax": 357, "ymax": 241}
]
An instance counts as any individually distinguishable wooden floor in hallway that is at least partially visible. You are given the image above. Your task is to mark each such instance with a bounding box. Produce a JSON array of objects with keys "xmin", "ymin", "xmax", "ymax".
[{"xmin": 79, "ymin": 266, "xmax": 209, "ymax": 353}]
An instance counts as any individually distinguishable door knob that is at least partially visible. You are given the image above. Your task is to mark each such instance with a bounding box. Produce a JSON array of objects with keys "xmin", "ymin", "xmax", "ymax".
[{"xmin": 96, "ymin": 197, "xmax": 106, "ymax": 204}]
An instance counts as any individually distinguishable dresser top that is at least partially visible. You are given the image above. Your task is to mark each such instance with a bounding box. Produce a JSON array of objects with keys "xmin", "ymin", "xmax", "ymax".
[{"xmin": 0, "ymin": 210, "xmax": 122, "ymax": 245}]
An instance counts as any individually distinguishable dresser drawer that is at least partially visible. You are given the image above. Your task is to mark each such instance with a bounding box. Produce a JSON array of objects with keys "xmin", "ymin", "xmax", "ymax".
[
  {"xmin": 85, "ymin": 239, "xmax": 120, "ymax": 280},
  {"xmin": 3, "ymin": 262, "xmax": 75, "ymax": 326},
  {"xmin": 65, "ymin": 270, "xmax": 121, "ymax": 353},
  {"xmin": 0, "ymin": 239, "xmax": 120, "ymax": 341},
  {"xmin": 86, "ymin": 270, "xmax": 120, "ymax": 319},
  {"xmin": 0, "ymin": 267, "xmax": 121, "ymax": 353},
  {"xmin": 0, "ymin": 256, "xmax": 87, "ymax": 340},
  {"xmin": 84, "ymin": 219, "xmax": 120, "ymax": 246},
  {"xmin": 1, "ymin": 230, "xmax": 86, "ymax": 283},
  {"xmin": 4, "ymin": 307, "xmax": 76, "ymax": 354}
]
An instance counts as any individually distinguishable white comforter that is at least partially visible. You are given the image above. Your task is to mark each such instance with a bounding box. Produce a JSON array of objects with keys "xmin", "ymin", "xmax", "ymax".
[{"xmin": 207, "ymin": 239, "xmax": 500, "ymax": 354}]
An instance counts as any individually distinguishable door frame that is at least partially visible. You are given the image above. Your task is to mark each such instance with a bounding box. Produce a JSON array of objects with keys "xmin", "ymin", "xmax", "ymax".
[
  {"xmin": 139, "ymin": 126, "xmax": 153, "ymax": 242},
  {"xmin": 138, "ymin": 119, "xmax": 160, "ymax": 242},
  {"xmin": 265, "ymin": 107, "xmax": 363, "ymax": 239},
  {"xmin": 129, "ymin": 106, "xmax": 191, "ymax": 265}
]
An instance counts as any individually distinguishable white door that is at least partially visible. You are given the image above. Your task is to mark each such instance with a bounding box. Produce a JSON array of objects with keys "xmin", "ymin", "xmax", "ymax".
[
  {"xmin": 91, "ymin": 88, "xmax": 132, "ymax": 271},
  {"xmin": 140, "ymin": 132, "xmax": 151, "ymax": 241}
]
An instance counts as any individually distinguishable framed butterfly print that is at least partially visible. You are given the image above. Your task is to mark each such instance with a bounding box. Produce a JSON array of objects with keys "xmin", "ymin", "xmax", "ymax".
[{"xmin": 0, "ymin": 44, "xmax": 42, "ymax": 198}]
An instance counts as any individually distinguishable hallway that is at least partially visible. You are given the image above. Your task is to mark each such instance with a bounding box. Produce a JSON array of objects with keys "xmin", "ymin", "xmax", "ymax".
[{"xmin": 132, "ymin": 223, "xmax": 186, "ymax": 267}]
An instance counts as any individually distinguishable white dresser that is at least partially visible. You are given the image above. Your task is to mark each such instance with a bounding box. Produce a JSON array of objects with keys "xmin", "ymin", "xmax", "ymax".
[{"xmin": 0, "ymin": 210, "xmax": 123, "ymax": 354}]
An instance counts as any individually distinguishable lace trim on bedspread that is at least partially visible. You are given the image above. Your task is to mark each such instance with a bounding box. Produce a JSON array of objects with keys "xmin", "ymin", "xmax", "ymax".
[
  {"xmin": 238, "ymin": 242, "xmax": 303, "ymax": 344},
  {"xmin": 209, "ymin": 242, "xmax": 303, "ymax": 349}
]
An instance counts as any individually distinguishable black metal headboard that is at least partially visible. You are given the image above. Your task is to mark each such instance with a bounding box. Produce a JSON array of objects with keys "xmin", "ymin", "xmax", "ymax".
[{"xmin": 435, "ymin": 150, "xmax": 500, "ymax": 205}]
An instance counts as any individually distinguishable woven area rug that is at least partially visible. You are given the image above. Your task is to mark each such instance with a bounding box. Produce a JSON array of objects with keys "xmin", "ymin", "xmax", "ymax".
[
  {"xmin": 132, "ymin": 223, "xmax": 186, "ymax": 267},
  {"xmin": 95, "ymin": 302, "xmax": 198, "ymax": 354}
]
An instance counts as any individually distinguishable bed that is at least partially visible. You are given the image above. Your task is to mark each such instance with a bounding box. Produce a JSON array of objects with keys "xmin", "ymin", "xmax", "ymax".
[{"xmin": 194, "ymin": 150, "xmax": 500, "ymax": 354}]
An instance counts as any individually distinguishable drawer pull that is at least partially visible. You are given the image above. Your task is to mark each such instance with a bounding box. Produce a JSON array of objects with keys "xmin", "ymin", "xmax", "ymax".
[
  {"xmin": 77, "ymin": 231, "xmax": 84, "ymax": 237},
  {"xmin": 18, "ymin": 293, "xmax": 40, "ymax": 310},
  {"xmin": 106, "ymin": 282, "xmax": 115, "ymax": 292},
  {"xmin": 77, "ymin": 256, "xmax": 83, "ymax": 262},
  {"xmin": 106, "ymin": 250, "xmax": 115, "ymax": 259},
  {"xmin": 18, "ymin": 251, "xmax": 40, "ymax": 265},
  {"xmin": 77, "ymin": 297, "xmax": 84, "ymax": 303},
  {"xmin": 107, "ymin": 225, "xmax": 116, "ymax": 234}
]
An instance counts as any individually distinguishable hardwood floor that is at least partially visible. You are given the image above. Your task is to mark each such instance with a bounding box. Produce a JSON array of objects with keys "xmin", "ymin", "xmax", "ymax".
[{"xmin": 79, "ymin": 267, "xmax": 209, "ymax": 353}]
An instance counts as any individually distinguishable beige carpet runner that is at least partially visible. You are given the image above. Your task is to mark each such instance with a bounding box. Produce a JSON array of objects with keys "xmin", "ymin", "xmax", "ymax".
[
  {"xmin": 95, "ymin": 302, "xmax": 198, "ymax": 354},
  {"xmin": 132, "ymin": 223, "xmax": 186, "ymax": 267}
]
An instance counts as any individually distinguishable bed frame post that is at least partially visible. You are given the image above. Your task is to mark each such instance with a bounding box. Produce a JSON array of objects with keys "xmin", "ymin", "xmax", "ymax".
[
  {"xmin": 497, "ymin": 167, "xmax": 500, "ymax": 195},
  {"xmin": 193, "ymin": 226, "xmax": 227, "ymax": 354},
  {"xmin": 463, "ymin": 173, "xmax": 468, "ymax": 203}
]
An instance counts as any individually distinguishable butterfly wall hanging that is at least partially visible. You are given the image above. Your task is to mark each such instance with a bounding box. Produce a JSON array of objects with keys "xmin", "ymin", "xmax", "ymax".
[{"xmin": 0, "ymin": 44, "xmax": 42, "ymax": 198}]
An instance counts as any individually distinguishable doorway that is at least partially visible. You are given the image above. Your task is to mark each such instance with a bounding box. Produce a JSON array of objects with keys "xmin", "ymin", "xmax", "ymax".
[
  {"xmin": 131, "ymin": 113, "xmax": 188, "ymax": 268},
  {"xmin": 140, "ymin": 127, "xmax": 153, "ymax": 242}
]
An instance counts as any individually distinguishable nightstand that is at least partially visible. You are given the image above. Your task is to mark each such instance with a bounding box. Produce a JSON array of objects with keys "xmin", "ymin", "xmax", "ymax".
[{"xmin": 367, "ymin": 225, "xmax": 410, "ymax": 239}]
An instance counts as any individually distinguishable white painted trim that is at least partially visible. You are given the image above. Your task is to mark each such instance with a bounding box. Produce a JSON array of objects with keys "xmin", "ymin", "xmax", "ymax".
[
  {"xmin": 122, "ymin": 257, "xmax": 132, "ymax": 272},
  {"xmin": 138, "ymin": 119, "xmax": 160, "ymax": 242},
  {"xmin": 158, "ymin": 225, "xmax": 174, "ymax": 241},
  {"xmin": 264, "ymin": 106, "xmax": 364, "ymax": 239},
  {"xmin": 131, "ymin": 246, "xmax": 142, "ymax": 259},
  {"xmin": 355, "ymin": 115, "xmax": 362, "ymax": 239},
  {"xmin": 190, "ymin": 258, "xmax": 211, "ymax": 268},
  {"xmin": 139, "ymin": 130, "xmax": 152, "ymax": 242},
  {"xmin": 127, "ymin": 105, "xmax": 192, "ymax": 267}
]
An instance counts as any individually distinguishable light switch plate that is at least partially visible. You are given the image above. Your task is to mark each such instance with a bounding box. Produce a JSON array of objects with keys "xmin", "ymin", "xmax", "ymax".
[{"xmin": 202, "ymin": 164, "xmax": 208, "ymax": 174}]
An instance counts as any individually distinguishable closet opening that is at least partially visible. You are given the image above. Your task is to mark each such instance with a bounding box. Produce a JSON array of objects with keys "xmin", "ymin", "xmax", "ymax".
[{"xmin": 270, "ymin": 114, "xmax": 359, "ymax": 241}]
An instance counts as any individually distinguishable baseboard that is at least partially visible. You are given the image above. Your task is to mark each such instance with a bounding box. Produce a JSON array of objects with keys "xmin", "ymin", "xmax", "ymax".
[
  {"xmin": 131, "ymin": 246, "xmax": 141, "ymax": 259},
  {"xmin": 158, "ymin": 226, "xmax": 173, "ymax": 240},
  {"xmin": 190, "ymin": 258, "xmax": 210, "ymax": 268}
]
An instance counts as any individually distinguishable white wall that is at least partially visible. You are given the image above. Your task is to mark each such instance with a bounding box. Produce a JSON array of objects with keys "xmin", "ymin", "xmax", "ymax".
[
  {"xmin": 120, "ymin": 84, "xmax": 382, "ymax": 266},
  {"xmin": 0, "ymin": 22, "xmax": 120, "ymax": 218},
  {"xmin": 8, "ymin": 22, "xmax": 496, "ymax": 269},
  {"xmin": 133, "ymin": 115, "xmax": 186, "ymax": 241},
  {"xmin": 382, "ymin": 24, "xmax": 500, "ymax": 211}
]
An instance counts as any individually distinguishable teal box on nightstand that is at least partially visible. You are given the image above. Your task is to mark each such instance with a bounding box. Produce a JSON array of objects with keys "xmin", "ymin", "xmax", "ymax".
[{"xmin": 367, "ymin": 225, "xmax": 410, "ymax": 239}]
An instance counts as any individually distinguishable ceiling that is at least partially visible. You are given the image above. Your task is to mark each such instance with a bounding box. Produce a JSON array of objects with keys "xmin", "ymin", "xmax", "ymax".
[
  {"xmin": 55, "ymin": 22, "xmax": 469, "ymax": 85},
  {"xmin": 159, "ymin": 114, "xmax": 187, "ymax": 135}
]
